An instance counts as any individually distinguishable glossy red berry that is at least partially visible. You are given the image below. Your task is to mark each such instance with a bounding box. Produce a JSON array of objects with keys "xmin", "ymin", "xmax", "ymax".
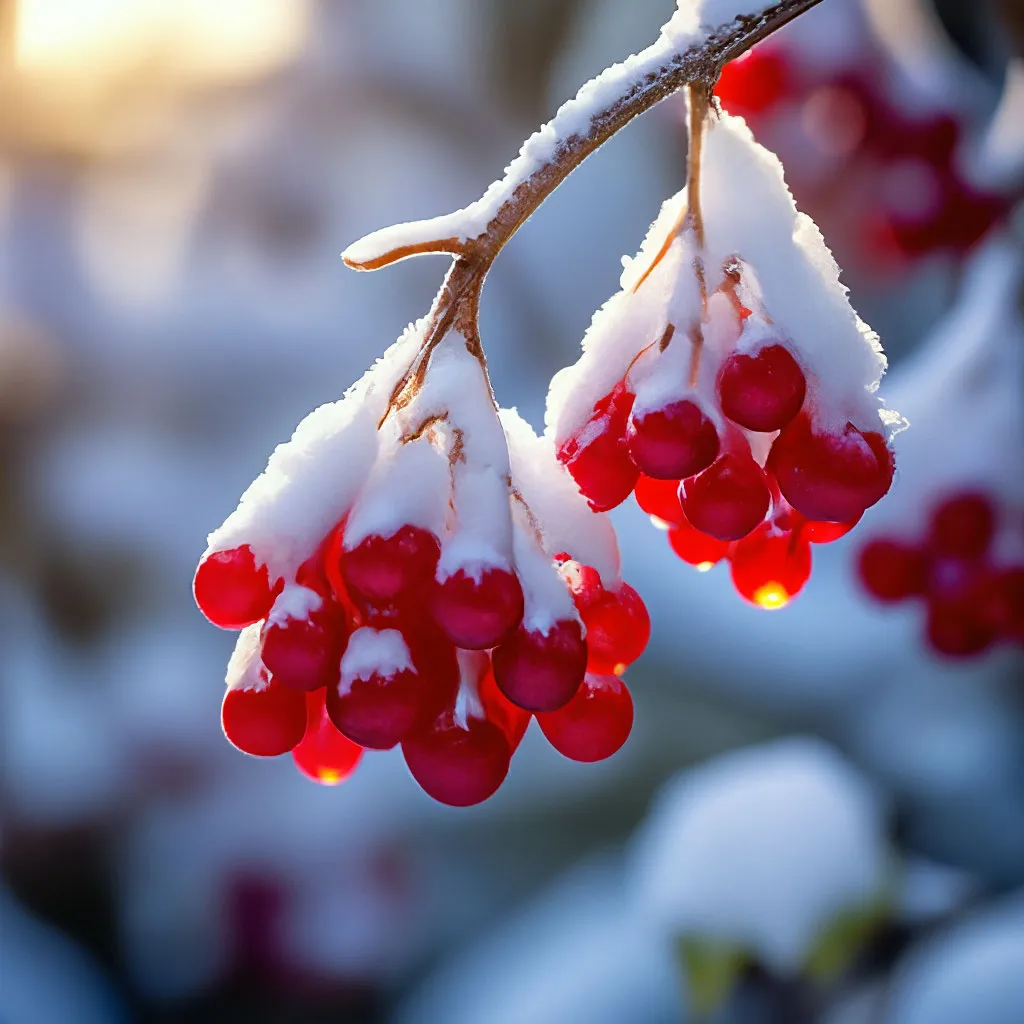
[
  {"xmin": 479, "ymin": 667, "xmax": 532, "ymax": 752},
  {"xmin": 717, "ymin": 343, "xmax": 807, "ymax": 432},
  {"xmin": 292, "ymin": 690, "xmax": 363, "ymax": 784},
  {"xmin": 634, "ymin": 474, "xmax": 686, "ymax": 528},
  {"xmin": 536, "ymin": 674, "xmax": 633, "ymax": 763},
  {"xmin": 667, "ymin": 516, "xmax": 730, "ymax": 568},
  {"xmin": 430, "ymin": 566, "xmax": 525, "ymax": 650},
  {"xmin": 929, "ymin": 492, "xmax": 995, "ymax": 559},
  {"xmin": 260, "ymin": 592, "xmax": 350, "ymax": 692},
  {"xmin": 338, "ymin": 525, "xmax": 441, "ymax": 607},
  {"xmin": 857, "ymin": 539, "xmax": 926, "ymax": 602},
  {"xmin": 730, "ymin": 523, "xmax": 812, "ymax": 609},
  {"xmin": 926, "ymin": 599, "xmax": 995, "ymax": 658},
  {"xmin": 681, "ymin": 452, "xmax": 771, "ymax": 541},
  {"xmin": 221, "ymin": 680, "xmax": 307, "ymax": 757},
  {"xmin": 978, "ymin": 567, "xmax": 1024, "ymax": 644},
  {"xmin": 492, "ymin": 618, "xmax": 587, "ymax": 712},
  {"xmin": 768, "ymin": 414, "xmax": 894, "ymax": 523},
  {"xmin": 557, "ymin": 384, "xmax": 639, "ymax": 512},
  {"xmin": 715, "ymin": 48, "xmax": 792, "ymax": 117},
  {"xmin": 573, "ymin": 581, "xmax": 650, "ymax": 675},
  {"xmin": 626, "ymin": 399, "xmax": 719, "ymax": 480},
  {"xmin": 800, "ymin": 514, "xmax": 862, "ymax": 544},
  {"xmin": 326, "ymin": 628, "xmax": 422, "ymax": 750},
  {"xmin": 194, "ymin": 545, "xmax": 277, "ymax": 629},
  {"xmin": 402, "ymin": 711, "xmax": 511, "ymax": 806}
]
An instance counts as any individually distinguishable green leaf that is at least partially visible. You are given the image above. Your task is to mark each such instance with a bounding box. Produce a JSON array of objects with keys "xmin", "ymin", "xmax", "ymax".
[
  {"xmin": 676, "ymin": 935, "xmax": 746, "ymax": 1017},
  {"xmin": 803, "ymin": 892, "xmax": 889, "ymax": 983}
]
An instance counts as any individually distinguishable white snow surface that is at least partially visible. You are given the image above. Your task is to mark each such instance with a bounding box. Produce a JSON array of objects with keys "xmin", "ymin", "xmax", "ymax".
[
  {"xmin": 437, "ymin": 464, "xmax": 514, "ymax": 581},
  {"xmin": 548, "ymin": 111, "xmax": 890, "ymax": 451},
  {"xmin": 225, "ymin": 624, "xmax": 268, "ymax": 692},
  {"xmin": 266, "ymin": 583, "xmax": 322, "ymax": 628},
  {"xmin": 511, "ymin": 504, "xmax": 578, "ymax": 635},
  {"xmin": 339, "ymin": 628, "xmax": 413, "ymax": 696},
  {"xmin": 342, "ymin": 1, "xmax": 771, "ymax": 269},
  {"xmin": 630, "ymin": 737, "xmax": 888, "ymax": 973},
  {"xmin": 886, "ymin": 891, "xmax": 1024, "ymax": 1024},
  {"xmin": 205, "ymin": 318, "xmax": 427, "ymax": 583},
  {"xmin": 343, "ymin": 429, "xmax": 451, "ymax": 548},
  {"xmin": 501, "ymin": 408, "xmax": 620, "ymax": 585}
]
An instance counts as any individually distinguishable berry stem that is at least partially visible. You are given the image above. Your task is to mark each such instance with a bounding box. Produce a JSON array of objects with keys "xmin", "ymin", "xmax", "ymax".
[
  {"xmin": 346, "ymin": 0, "xmax": 824, "ymax": 420},
  {"xmin": 684, "ymin": 80, "xmax": 712, "ymax": 388}
]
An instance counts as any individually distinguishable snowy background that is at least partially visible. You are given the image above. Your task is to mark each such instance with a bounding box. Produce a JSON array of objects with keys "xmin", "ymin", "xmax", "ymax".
[{"xmin": 1, "ymin": 0, "xmax": 1021, "ymax": 1022}]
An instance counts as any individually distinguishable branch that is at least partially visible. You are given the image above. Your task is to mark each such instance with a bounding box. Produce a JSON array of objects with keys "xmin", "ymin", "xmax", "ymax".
[{"xmin": 344, "ymin": 0, "xmax": 824, "ymax": 420}]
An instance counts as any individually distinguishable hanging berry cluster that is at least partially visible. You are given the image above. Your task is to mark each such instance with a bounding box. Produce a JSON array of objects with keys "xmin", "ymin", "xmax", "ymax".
[
  {"xmin": 195, "ymin": 335, "xmax": 648, "ymax": 805},
  {"xmin": 858, "ymin": 491, "xmax": 1023, "ymax": 658},
  {"xmin": 549, "ymin": 100, "xmax": 898, "ymax": 610},
  {"xmin": 194, "ymin": 0, "xmax": 890, "ymax": 801}
]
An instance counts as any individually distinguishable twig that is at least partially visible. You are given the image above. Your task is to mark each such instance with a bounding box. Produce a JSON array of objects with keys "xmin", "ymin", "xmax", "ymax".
[{"xmin": 346, "ymin": 0, "xmax": 824, "ymax": 420}]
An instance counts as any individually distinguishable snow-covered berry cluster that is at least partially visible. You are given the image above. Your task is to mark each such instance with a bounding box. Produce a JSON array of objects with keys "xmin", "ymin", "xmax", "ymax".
[
  {"xmin": 712, "ymin": 26, "xmax": 1011, "ymax": 268},
  {"xmin": 550, "ymin": 111, "xmax": 898, "ymax": 609},
  {"xmin": 195, "ymin": 328, "xmax": 648, "ymax": 805},
  {"xmin": 858, "ymin": 490, "xmax": 1023, "ymax": 658}
]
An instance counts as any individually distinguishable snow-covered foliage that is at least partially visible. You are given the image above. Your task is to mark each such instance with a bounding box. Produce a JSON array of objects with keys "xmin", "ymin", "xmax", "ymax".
[{"xmin": 630, "ymin": 737, "xmax": 889, "ymax": 974}]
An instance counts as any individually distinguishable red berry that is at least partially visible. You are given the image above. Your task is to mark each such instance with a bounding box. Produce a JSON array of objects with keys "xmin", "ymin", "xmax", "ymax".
[
  {"xmin": 221, "ymin": 680, "xmax": 306, "ymax": 757},
  {"xmin": 194, "ymin": 545, "xmax": 277, "ymax": 629},
  {"xmin": 926, "ymin": 599, "xmax": 995, "ymax": 658},
  {"xmin": 800, "ymin": 514, "xmax": 862, "ymax": 544},
  {"xmin": 768, "ymin": 414, "xmax": 894, "ymax": 523},
  {"xmin": 681, "ymin": 452, "xmax": 771, "ymax": 541},
  {"xmin": 730, "ymin": 523, "xmax": 812, "ymax": 609},
  {"xmin": 626, "ymin": 399, "xmax": 720, "ymax": 480},
  {"xmin": 715, "ymin": 48, "xmax": 791, "ymax": 117},
  {"xmin": 492, "ymin": 618, "xmax": 587, "ymax": 712},
  {"xmin": 402, "ymin": 711, "xmax": 511, "ymax": 806},
  {"xmin": 668, "ymin": 515, "xmax": 730, "ymax": 568},
  {"xmin": 634, "ymin": 474, "xmax": 686, "ymax": 528},
  {"xmin": 978, "ymin": 567, "xmax": 1024, "ymax": 644},
  {"xmin": 573, "ymin": 581, "xmax": 650, "ymax": 675},
  {"xmin": 717, "ymin": 343, "xmax": 807, "ymax": 432},
  {"xmin": 536, "ymin": 674, "xmax": 633, "ymax": 762},
  {"xmin": 430, "ymin": 566, "xmax": 524, "ymax": 650},
  {"xmin": 557, "ymin": 384, "xmax": 639, "ymax": 512},
  {"xmin": 292, "ymin": 690, "xmax": 363, "ymax": 784},
  {"xmin": 479, "ymin": 667, "xmax": 531, "ymax": 752},
  {"xmin": 260, "ymin": 591, "xmax": 350, "ymax": 692},
  {"xmin": 339, "ymin": 525, "xmax": 440, "ymax": 608},
  {"xmin": 929, "ymin": 492, "xmax": 996, "ymax": 559},
  {"xmin": 857, "ymin": 539, "xmax": 926, "ymax": 602},
  {"xmin": 326, "ymin": 628, "xmax": 423, "ymax": 750}
]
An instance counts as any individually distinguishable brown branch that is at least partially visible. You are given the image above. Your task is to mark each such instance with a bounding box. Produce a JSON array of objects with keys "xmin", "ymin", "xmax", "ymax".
[{"xmin": 351, "ymin": 0, "xmax": 823, "ymax": 422}]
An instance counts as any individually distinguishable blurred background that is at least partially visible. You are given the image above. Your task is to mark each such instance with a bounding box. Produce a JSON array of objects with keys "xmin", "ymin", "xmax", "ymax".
[{"xmin": 1, "ymin": 0, "xmax": 1021, "ymax": 1021}]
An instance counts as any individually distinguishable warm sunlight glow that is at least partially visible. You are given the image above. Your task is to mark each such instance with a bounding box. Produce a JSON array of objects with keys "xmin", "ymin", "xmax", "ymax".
[
  {"xmin": 650, "ymin": 516, "xmax": 671, "ymax": 531},
  {"xmin": 316, "ymin": 769, "xmax": 343, "ymax": 786},
  {"xmin": 14, "ymin": 0, "xmax": 309, "ymax": 83},
  {"xmin": 696, "ymin": 561, "xmax": 715, "ymax": 573},
  {"xmin": 613, "ymin": 662, "xmax": 628, "ymax": 677},
  {"xmin": 753, "ymin": 582, "xmax": 791, "ymax": 610}
]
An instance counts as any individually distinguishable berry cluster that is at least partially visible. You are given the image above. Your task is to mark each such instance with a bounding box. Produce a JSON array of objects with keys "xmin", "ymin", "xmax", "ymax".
[
  {"xmin": 196, "ymin": 342, "xmax": 647, "ymax": 805},
  {"xmin": 550, "ymin": 111, "xmax": 897, "ymax": 611},
  {"xmin": 858, "ymin": 491, "xmax": 1024, "ymax": 657},
  {"xmin": 713, "ymin": 34, "xmax": 1010, "ymax": 267}
]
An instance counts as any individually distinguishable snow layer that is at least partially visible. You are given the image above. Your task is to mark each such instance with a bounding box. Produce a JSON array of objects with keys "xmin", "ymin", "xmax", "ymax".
[
  {"xmin": 205, "ymin": 318, "xmax": 428, "ymax": 583},
  {"xmin": 511, "ymin": 505, "xmax": 578, "ymax": 635},
  {"xmin": 339, "ymin": 628, "xmax": 413, "ymax": 696},
  {"xmin": 886, "ymin": 891, "xmax": 1024, "ymax": 1024},
  {"xmin": 630, "ymin": 737, "xmax": 888, "ymax": 973},
  {"xmin": 225, "ymin": 624, "xmax": 267, "ymax": 692},
  {"xmin": 266, "ymin": 583, "xmax": 322, "ymax": 628},
  {"xmin": 665, "ymin": 0, "xmax": 778, "ymax": 50},
  {"xmin": 501, "ymin": 408, "xmax": 620, "ymax": 585},
  {"xmin": 343, "ymin": 429, "xmax": 451, "ymax": 548},
  {"xmin": 548, "ymin": 111, "xmax": 890, "ymax": 450}
]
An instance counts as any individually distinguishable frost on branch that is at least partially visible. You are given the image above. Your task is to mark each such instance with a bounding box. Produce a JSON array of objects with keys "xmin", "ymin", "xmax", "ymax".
[
  {"xmin": 856, "ymin": 238, "xmax": 1024, "ymax": 657},
  {"xmin": 195, "ymin": 328, "xmax": 647, "ymax": 804},
  {"xmin": 550, "ymin": 108, "xmax": 899, "ymax": 611}
]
